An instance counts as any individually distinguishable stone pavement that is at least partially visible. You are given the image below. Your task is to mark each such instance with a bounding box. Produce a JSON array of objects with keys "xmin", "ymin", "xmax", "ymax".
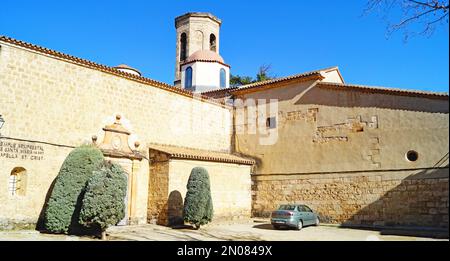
[{"xmin": 0, "ymin": 220, "xmax": 447, "ymax": 241}]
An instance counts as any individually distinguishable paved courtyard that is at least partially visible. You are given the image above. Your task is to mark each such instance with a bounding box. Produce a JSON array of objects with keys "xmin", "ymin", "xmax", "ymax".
[{"xmin": 0, "ymin": 220, "xmax": 447, "ymax": 241}]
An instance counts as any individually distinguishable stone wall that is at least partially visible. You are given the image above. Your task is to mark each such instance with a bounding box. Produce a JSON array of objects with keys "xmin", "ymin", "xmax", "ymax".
[
  {"xmin": 252, "ymin": 168, "xmax": 449, "ymax": 228},
  {"xmin": 0, "ymin": 142, "xmax": 71, "ymax": 229},
  {"xmin": 168, "ymin": 159, "xmax": 252, "ymax": 223},
  {"xmin": 235, "ymin": 89, "xmax": 449, "ymax": 175},
  {"xmin": 0, "ymin": 42, "xmax": 232, "ymax": 152},
  {"xmin": 0, "ymin": 41, "xmax": 232, "ymax": 228},
  {"xmin": 147, "ymin": 151, "xmax": 252, "ymax": 226},
  {"xmin": 235, "ymin": 79, "xmax": 449, "ymax": 228},
  {"xmin": 147, "ymin": 153, "xmax": 170, "ymax": 225}
]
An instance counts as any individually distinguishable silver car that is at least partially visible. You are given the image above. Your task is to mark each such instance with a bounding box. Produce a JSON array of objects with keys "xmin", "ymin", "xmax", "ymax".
[{"xmin": 270, "ymin": 204, "xmax": 320, "ymax": 230}]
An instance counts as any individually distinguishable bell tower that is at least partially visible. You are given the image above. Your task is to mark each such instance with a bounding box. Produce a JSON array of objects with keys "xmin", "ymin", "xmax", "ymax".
[{"xmin": 174, "ymin": 12, "xmax": 222, "ymax": 87}]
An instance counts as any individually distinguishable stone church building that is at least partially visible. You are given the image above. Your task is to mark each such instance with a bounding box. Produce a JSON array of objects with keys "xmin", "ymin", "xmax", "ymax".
[{"xmin": 0, "ymin": 12, "xmax": 448, "ymax": 230}]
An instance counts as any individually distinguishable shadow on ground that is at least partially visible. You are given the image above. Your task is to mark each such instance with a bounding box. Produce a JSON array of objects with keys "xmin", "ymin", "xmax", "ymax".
[
  {"xmin": 107, "ymin": 225, "xmax": 264, "ymax": 241},
  {"xmin": 171, "ymin": 224, "xmax": 195, "ymax": 230},
  {"xmin": 252, "ymin": 224, "xmax": 274, "ymax": 230},
  {"xmin": 338, "ymin": 225, "xmax": 449, "ymax": 239}
]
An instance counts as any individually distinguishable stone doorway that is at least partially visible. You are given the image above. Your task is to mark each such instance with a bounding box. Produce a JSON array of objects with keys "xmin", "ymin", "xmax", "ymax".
[{"xmin": 93, "ymin": 114, "xmax": 143, "ymax": 225}]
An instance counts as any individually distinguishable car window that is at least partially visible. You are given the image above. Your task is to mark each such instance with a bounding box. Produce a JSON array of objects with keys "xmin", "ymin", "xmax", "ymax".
[
  {"xmin": 303, "ymin": 205, "xmax": 313, "ymax": 212},
  {"xmin": 297, "ymin": 205, "xmax": 305, "ymax": 212},
  {"xmin": 278, "ymin": 205, "xmax": 296, "ymax": 211}
]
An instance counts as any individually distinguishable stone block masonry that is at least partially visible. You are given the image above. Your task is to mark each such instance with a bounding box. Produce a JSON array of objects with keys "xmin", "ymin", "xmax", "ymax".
[
  {"xmin": 0, "ymin": 40, "xmax": 233, "ymax": 228},
  {"xmin": 0, "ymin": 42, "xmax": 233, "ymax": 153},
  {"xmin": 148, "ymin": 150, "xmax": 252, "ymax": 226},
  {"xmin": 1, "ymin": 34, "xmax": 449, "ymax": 232},
  {"xmin": 252, "ymin": 168, "xmax": 449, "ymax": 228}
]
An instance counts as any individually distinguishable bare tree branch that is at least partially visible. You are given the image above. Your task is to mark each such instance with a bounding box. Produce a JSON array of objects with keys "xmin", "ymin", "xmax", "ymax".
[
  {"xmin": 407, "ymin": 0, "xmax": 449, "ymax": 10},
  {"xmin": 365, "ymin": 0, "xmax": 449, "ymax": 41},
  {"xmin": 392, "ymin": 7, "xmax": 437, "ymax": 29}
]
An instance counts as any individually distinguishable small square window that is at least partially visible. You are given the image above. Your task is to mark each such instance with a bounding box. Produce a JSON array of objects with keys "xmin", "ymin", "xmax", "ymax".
[{"xmin": 266, "ymin": 117, "xmax": 276, "ymax": 129}]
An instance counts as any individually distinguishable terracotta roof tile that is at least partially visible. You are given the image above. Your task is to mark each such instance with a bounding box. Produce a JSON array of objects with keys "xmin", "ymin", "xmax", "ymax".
[
  {"xmin": 181, "ymin": 50, "xmax": 230, "ymax": 68},
  {"xmin": 229, "ymin": 69, "xmax": 327, "ymax": 95},
  {"xmin": 202, "ymin": 87, "xmax": 238, "ymax": 98},
  {"xmin": 149, "ymin": 143, "xmax": 255, "ymax": 165},
  {"xmin": 202, "ymin": 67, "xmax": 340, "ymax": 98},
  {"xmin": 114, "ymin": 64, "xmax": 142, "ymax": 75},
  {"xmin": 317, "ymin": 82, "xmax": 448, "ymax": 99},
  {"xmin": 186, "ymin": 50, "xmax": 224, "ymax": 63}
]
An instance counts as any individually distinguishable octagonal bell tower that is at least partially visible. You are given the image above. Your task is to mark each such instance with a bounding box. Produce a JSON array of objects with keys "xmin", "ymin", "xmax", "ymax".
[{"xmin": 174, "ymin": 12, "xmax": 222, "ymax": 87}]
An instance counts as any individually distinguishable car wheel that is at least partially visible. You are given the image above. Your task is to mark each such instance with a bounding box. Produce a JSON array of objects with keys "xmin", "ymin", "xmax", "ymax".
[
  {"xmin": 273, "ymin": 225, "xmax": 280, "ymax": 230},
  {"xmin": 315, "ymin": 217, "xmax": 320, "ymax": 226},
  {"xmin": 297, "ymin": 220, "xmax": 303, "ymax": 230}
]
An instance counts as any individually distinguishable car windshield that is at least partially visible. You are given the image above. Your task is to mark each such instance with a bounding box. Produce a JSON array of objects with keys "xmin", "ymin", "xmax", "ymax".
[{"xmin": 278, "ymin": 205, "xmax": 296, "ymax": 210}]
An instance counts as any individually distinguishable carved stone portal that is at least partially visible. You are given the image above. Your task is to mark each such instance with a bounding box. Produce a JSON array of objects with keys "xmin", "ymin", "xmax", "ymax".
[
  {"xmin": 94, "ymin": 114, "xmax": 143, "ymax": 225},
  {"xmin": 96, "ymin": 114, "xmax": 143, "ymax": 160}
]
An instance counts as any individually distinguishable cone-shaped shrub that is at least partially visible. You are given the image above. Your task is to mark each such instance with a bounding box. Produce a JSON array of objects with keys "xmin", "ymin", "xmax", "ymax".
[
  {"xmin": 79, "ymin": 161, "xmax": 127, "ymax": 239},
  {"xmin": 183, "ymin": 167, "xmax": 213, "ymax": 229},
  {"xmin": 44, "ymin": 145, "xmax": 104, "ymax": 234}
]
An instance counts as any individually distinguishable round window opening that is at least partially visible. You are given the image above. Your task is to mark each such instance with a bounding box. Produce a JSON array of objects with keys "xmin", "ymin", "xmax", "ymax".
[{"xmin": 406, "ymin": 150, "xmax": 419, "ymax": 162}]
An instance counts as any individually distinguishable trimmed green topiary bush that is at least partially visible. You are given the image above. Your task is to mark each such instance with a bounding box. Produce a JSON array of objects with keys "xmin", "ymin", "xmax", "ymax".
[
  {"xmin": 183, "ymin": 167, "xmax": 213, "ymax": 229},
  {"xmin": 79, "ymin": 161, "xmax": 127, "ymax": 240},
  {"xmin": 44, "ymin": 145, "xmax": 104, "ymax": 234}
]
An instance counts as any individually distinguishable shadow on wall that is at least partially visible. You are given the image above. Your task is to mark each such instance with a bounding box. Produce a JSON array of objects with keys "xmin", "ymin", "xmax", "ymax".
[
  {"xmin": 168, "ymin": 190, "xmax": 184, "ymax": 226},
  {"xmin": 341, "ymin": 165, "xmax": 449, "ymax": 232},
  {"xmin": 157, "ymin": 190, "xmax": 184, "ymax": 226}
]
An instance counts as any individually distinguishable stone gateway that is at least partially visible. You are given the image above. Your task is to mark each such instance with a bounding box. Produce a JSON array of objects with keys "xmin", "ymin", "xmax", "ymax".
[{"xmin": 0, "ymin": 12, "xmax": 448, "ymax": 230}]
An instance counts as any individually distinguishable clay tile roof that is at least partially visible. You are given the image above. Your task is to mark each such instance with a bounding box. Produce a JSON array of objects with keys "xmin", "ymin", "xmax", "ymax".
[
  {"xmin": 186, "ymin": 50, "xmax": 224, "ymax": 63},
  {"xmin": 202, "ymin": 87, "xmax": 239, "ymax": 99},
  {"xmin": 228, "ymin": 68, "xmax": 327, "ymax": 95},
  {"xmin": 115, "ymin": 64, "xmax": 134, "ymax": 69},
  {"xmin": 148, "ymin": 143, "xmax": 256, "ymax": 165},
  {"xmin": 182, "ymin": 50, "xmax": 229, "ymax": 67},
  {"xmin": 114, "ymin": 64, "xmax": 142, "ymax": 75},
  {"xmin": 317, "ymin": 82, "xmax": 449, "ymax": 99},
  {"xmin": 203, "ymin": 67, "xmax": 342, "ymax": 98},
  {"xmin": 0, "ymin": 35, "xmax": 229, "ymax": 108}
]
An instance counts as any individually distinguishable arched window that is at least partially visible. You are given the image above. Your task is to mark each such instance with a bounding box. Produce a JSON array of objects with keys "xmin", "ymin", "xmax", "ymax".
[
  {"xmin": 9, "ymin": 167, "xmax": 27, "ymax": 196},
  {"xmin": 210, "ymin": 34, "xmax": 216, "ymax": 52},
  {"xmin": 185, "ymin": 66, "xmax": 193, "ymax": 89},
  {"xmin": 180, "ymin": 33, "xmax": 187, "ymax": 61},
  {"xmin": 220, "ymin": 68, "xmax": 226, "ymax": 88}
]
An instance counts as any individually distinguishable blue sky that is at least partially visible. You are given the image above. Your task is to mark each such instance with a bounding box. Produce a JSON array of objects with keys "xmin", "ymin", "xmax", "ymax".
[{"xmin": 1, "ymin": 0, "xmax": 448, "ymax": 92}]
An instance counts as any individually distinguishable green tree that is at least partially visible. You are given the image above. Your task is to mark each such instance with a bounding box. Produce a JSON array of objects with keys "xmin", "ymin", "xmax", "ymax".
[
  {"xmin": 183, "ymin": 167, "xmax": 213, "ymax": 229},
  {"xmin": 79, "ymin": 161, "xmax": 127, "ymax": 240},
  {"xmin": 230, "ymin": 74, "xmax": 253, "ymax": 87},
  {"xmin": 230, "ymin": 64, "xmax": 275, "ymax": 87},
  {"xmin": 256, "ymin": 64, "xmax": 273, "ymax": 82},
  {"xmin": 44, "ymin": 145, "xmax": 104, "ymax": 234}
]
